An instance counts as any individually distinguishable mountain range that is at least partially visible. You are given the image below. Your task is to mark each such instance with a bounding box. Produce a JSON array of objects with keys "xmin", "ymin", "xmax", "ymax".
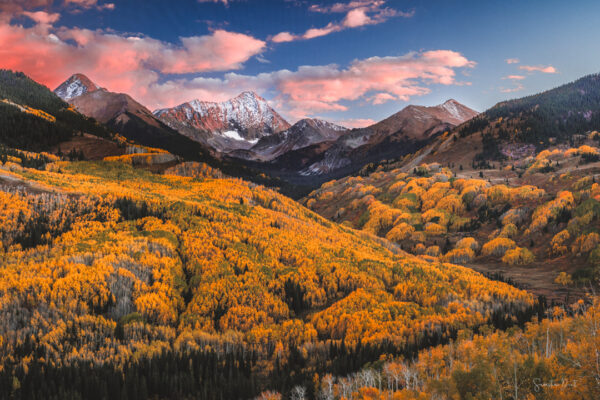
[
  {"xmin": 53, "ymin": 73, "xmax": 478, "ymax": 182},
  {"xmin": 2, "ymin": 68, "xmax": 600, "ymax": 400},
  {"xmin": 285, "ymin": 99, "xmax": 478, "ymax": 177},
  {"xmin": 399, "ymin": 72, "xmax": 600, "ymax": 170}
]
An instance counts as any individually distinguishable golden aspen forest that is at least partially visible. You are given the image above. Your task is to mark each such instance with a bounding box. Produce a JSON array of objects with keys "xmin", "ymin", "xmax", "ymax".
[
  {"xmin": 0, "ymin": 155, "xmax": 541, "ymax": 399},
  {"xmin": 1, "ymin": 2, "xmax": 600, "ymax": 396}
]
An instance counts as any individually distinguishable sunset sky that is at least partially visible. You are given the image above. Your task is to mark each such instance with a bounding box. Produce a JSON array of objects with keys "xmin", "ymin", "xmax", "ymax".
[{"xmin": 1, "ymin": 0, "xmax": 598, "ymax": 126}]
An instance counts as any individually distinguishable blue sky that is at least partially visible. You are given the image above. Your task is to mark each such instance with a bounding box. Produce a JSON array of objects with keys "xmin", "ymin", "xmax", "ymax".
[{"xmin": 2, "ymin": 0, "xmax": 599, "ymax": 126}]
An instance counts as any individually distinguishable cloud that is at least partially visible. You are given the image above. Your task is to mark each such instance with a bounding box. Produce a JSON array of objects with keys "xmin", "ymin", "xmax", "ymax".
[
  {"xmin": 148, "ymin": 49, "xmax": 476, "ymax": 119},
  {"xmin": 0, "ymin": 18, "xmax": 266, "ymax": 104},
  {"xmin": 271, "ymin": 0, "xmax": 413, "ymax": 42},
  {"xmin": 156, "ymin": 30, "xmax": 266, "ymax": 73},
  {"xmin": 271, "ymin": 31, "xmax": 296, "ymax": 43},
  {"xmin": 503, "ymin": 75, "xmax": 525, "ymax": 80},
  {"xmin": 519, "ymin": 65, "xmax": 557, "ymax": 73},
  {"xmin": 22, "ymin": 10, "xmax": 60, "ymax": 24},
  {"xmin": 0, "ymin": 9, "xmax": 474, "ymax": 122},
  {"xmin": 367, "ymin": 92, "xmax": 396, "ymax": 105},
  {"xmin": 501, "ymin": 84, "xmax": 524, "ymax": 93},
  {"xmin": 505, "ymin": 58, "xmax": 519, "ymax": 64},
  {"xmin": 63, "ymin": 0, "xmax": 115, "ymax": 11},
  {"xmin": 343, "ymin": 8, "xmax": 373, "ymax": 27},
  {"xmin": 303, "ymin": 23, "xmax": 340, "ymax": 39},
  {"xmin": 0, "ymin": 0, "xmax": 114, "ymax": 16},
  {"xmin": 0, "ymin": 0, "xmax": 53, "ymax": 14},
  {"xmin": 197, "ymin": 0, "xmax": 229, "ymax": 4},
  {"xmin": 334, "ymin": 118, "xmax": 376, "ymax": 128}
]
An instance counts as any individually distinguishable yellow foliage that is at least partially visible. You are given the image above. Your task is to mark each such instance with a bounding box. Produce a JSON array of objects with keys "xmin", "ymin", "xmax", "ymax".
[
  {"xmin": 385, "ymin": 222, "xmax": 415, "ymax": 243},
  {"xmin": 550, "ymin": 230, "xmax": 570, "ymax": 255},
  {"xmin": 442, "ymin": 248, "xmax": 475, "ymax": 264},
  {"xmin": 499, "ymin": 223, "xmax": 518, "ymax": 238},
  {"xmin": 425, "ymin": 246, "xmax": 440, "ymax": 257},
  {"xmin": 502, "ymin": 247, "xmax": 534, "ymax": 265},
  {"xmin": 571, "ymin": 232, "xmax": 600, "ymax": 254},
  {"xmin": 455, "ymin": 237, "xmax": 479, "ymax": 251},
  {"xmin": 424, "ymin": 222, "xmax": 445, "ymax": 236},
  {"xmin": 481, "ymin": 237, "xmax": 517, "ymax": 257}
]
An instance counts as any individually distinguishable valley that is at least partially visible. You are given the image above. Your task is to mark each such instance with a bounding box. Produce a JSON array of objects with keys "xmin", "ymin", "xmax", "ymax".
[{"xmin": 1, "ymin": 53, "xmax": 600, "ymax": 400}]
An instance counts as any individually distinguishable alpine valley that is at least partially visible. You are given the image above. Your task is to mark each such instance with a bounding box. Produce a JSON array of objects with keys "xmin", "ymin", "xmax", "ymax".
[
  {"xmin": 53, "ymin": 73, "xmax": 480, "ymax": 196},
  {"xmin": 0, "ymin": 4, "xmax": 600, "ymax": 398}
]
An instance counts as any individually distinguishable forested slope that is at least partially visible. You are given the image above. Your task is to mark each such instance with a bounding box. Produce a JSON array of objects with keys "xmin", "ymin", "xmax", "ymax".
[
  {"xmin": 0, "ymin": 156, "xmax": 532, "ymax": 399},
  {"xmin": 0, "ymin": 70, "xmax": 110, "ymax": 150}
]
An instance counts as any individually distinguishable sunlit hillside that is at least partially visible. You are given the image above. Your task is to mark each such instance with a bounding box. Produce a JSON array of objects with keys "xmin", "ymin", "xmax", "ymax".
[
  {"xmin": 304, "ymin": 140, "xmax": 600, "ymax": 301},
  {"xmin": 260, "ymin": 296, "xmax": 600, "ymax": 400},
  {"xmin": 0, "ymin": 155, "xmax": 533, "ymax": 399}
]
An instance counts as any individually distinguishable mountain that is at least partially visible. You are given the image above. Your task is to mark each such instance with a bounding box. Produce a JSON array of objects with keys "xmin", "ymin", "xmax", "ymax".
[
  {"xmin": 0, "ymin": 70, "xmax": 110, "ymax": 151},
  {"xmin": 52, "ymin": 74, "xmax": 303, "ymax": 195},
  {"xmin": 267, "ymin": 99, "xmax": 477, "ymax": 178},
  {"xmin": 230, "ymin": 117, "xmax": 347, "ymax": 161},
  {"xmin": 368, "ymin": 99, "xmax": 478, "ymax": 139},
  {"xmin": 53, "ymin": 74, "xmax": 220, "ymax": 159},
  {"xmin": 400, "ymin": 73, "xmax": 600, "ymax": 170},
  {"xmin": 153, "ymin": 91, "xmax": 291, "ymax": 152},
  {"xmin": 54, "ymin": 73, "xmax": 100, "ymax": 101}
]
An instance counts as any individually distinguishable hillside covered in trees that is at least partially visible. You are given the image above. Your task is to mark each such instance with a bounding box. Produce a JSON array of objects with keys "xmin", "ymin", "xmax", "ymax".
[
  {"xmin": 0, "ymin": 70, "xmax": 111, "ymax": 151},
  {"xmin": 0, "ymin": 152, "xmax": 535, "ymax": 399},
  {"xmin": 304, "ymin": 137, "xmax": 600, "ymax": 300},
  {"xmin": 262, "ymin": 296, "xmax": 600, "ymax": 399},
  {"xmin": 458, "ymin": 73, "xmax": 600, "ymax": 151},
  {"xmin": 0, "ymin": 70, "xmax": 309, "ymax": 197}
]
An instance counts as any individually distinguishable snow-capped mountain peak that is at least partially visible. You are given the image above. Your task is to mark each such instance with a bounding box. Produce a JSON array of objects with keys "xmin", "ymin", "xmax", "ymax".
[
  {"xmin": 54, "ymin": 73, "xmax": 100, "ymax": 101},
  {"xmin": 153, "ymin": 91, "xmax": 291, "ymax": 153},
  {"xmin": 439, "ymin": 99, "xmax": 475, "ymax": 122},
  {"xmin": 295, "ymin": 118, "xmax": 347, "ymax": 132}
]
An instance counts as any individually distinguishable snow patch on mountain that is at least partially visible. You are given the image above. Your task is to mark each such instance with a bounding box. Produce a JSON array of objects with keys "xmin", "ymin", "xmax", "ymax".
[
  {"xmin": 154, "ymin": 91, "xmax": 290, "ymax": 142},
  {"xmin": 222, "ymin": 130, "xmax": 259, "ymax": 144},
  {"xmin": 441, "ymin": 99, "xmax": 473, "ymax": 122},
  {"xmin": 54, "ymin": 74, "xmax": 99, "ymax": 101}
]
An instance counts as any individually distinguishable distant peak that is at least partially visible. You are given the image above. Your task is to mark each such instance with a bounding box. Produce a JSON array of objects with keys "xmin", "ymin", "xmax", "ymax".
[
  {"xmin": 189, "ymin": 91, "xmax": 266, "ymax": 106},
  {"xmin": 236, "ymin": 91, "xmax": 265, "ymax": 101},
  {"xmin": 71, "ymin": 72, "xmax": 90, "ymax": 80},
  {"xmin": 54, "ymin": 73, "xmax": 99, "ymax": 101},
  {"xmin": 444, "ymin": 99, "xmax": 459, "ymax": 104},
  {"xmin": 67, "ymin": 73, "xmax": 98, "ymax": 89}
]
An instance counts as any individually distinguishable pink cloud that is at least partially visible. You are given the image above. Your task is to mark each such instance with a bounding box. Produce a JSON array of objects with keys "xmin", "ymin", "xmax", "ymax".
[
  {"xmin": 0, "ymin": 0, "xmax": 53, "ymax": 13},
  {"xmin": 271, "ymin": 31, "xmax": 296, "ymax": 43},
  {"xmin": 271, "ymin": 0, "xmax": 412, "ymax": 43},
  {"xmin": 504, "ymin": 75, "xmax": 525, "ymax": 80},
  {"xmin": 501, "ymin": 84, "xmax": 524, "ymax": 93},
  {"xmin": 303, "ymin": 23, "xmax": 340, "ymax": 39},
  {"xmin": 163, "ymin": 49, "xmax": 476, "ymax": 119},
  {"xmin": 367, "ymin": 92, "xmax": 396, "ymax": 105},
  {"xmin": 157, "ymin": 30, "xmax": 266, "ymax": 73},
  {"xmin": 0, "ymin": 11, "xmax": 474, "ymax": 122},
  {"xmin": 519, "ymin": 65, "xmax": 557, "ymax": 73},
  {"xmin": 64, "ymin": 0, "xmax": 115, "ymax": 11},
  {"xmin": 343, "ymin": 8, "xmax": 372, "ymax": 27},
  {"xmin": 505, "ymin": 58, "xmax": 519, "ymax": 64},
  {"xmin": 0, "ymin": 19, "xmax": 265, "ymax": 106},
  {"xmin": 334, "ymin": 118, "xmax": 376, "ymax": 128},
  {"xmin": 22, "ymin": 11, "xmax": 60, "ymax": 25},
  {"xmin": 274, "ymin": 50, "xmax": 474, "ymax": 117}
]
